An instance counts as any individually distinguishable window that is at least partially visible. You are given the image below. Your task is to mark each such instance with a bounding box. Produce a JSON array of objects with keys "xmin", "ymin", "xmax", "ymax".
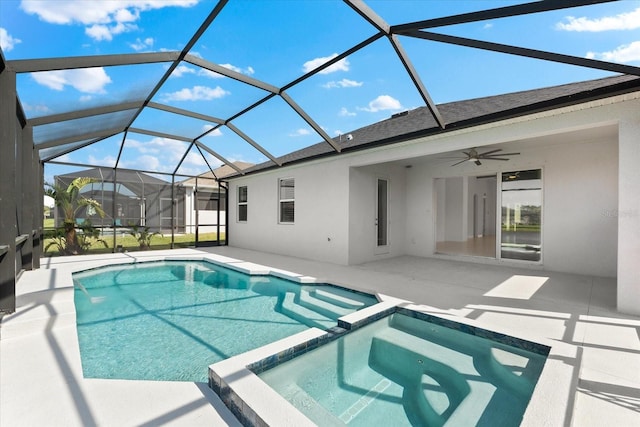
[
  {"xmin": 196, "ymin": 192, "xmax": 217, "ymax": 211},
  {"xmin": 238, "ymin": 186, "xmax": 248, "ymax": 222},
  {"xmin": 279, "ymin": 178, "xmax": 295, "ymax": 223}
]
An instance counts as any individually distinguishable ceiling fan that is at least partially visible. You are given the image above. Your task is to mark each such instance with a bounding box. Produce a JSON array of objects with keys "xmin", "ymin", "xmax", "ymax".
[{"xmin": 450, "ymin": 148, "xmax": 520, "ymax": 166}]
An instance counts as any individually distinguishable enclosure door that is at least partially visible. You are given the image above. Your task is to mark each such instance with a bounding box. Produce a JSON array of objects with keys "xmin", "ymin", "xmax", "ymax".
[
  {"xmin": 160, "ymin": 198, "xmax": 176, "ymax": 232},
  {"xmin": 194, "ymin": 188, "xmax": 224, "ymax": 247},
  {"xmin": 375, "ymin": 178, "xmax": 389, "ymax": 254}
]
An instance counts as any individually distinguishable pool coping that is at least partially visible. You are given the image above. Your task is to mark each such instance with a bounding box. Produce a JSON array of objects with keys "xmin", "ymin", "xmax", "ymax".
[{"xmin": 209, "ymin": 301, "xmax": 579, "ymax": 427}]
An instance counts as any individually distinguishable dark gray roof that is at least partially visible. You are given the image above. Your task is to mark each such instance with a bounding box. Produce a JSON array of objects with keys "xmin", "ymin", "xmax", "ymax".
[{"xmin": 232, "ymin": 74, "xmax": 640, "ymax": 178}]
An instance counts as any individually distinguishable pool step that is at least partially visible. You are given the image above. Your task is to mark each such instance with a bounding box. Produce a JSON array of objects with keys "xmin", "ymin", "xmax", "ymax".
[
  {"xmin": 311, "ymin": 288, "xmax": 370, "ymax": 309},
  {"xmin": 279, "ymin": 292, "xmax": 335, "ymax": 330},
  {"xmin": 296, "ymin": 290, "xmax": 352, "ymax": 320}
]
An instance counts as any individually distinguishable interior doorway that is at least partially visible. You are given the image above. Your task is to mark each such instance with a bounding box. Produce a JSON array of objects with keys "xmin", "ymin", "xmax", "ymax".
[
  {"xmin": 375, "ymin": 178, "xmax": 389, "ymax": 254},
  {"xmin": 434, "ymin": 175, "xmax": 497, "ymax": 258}
]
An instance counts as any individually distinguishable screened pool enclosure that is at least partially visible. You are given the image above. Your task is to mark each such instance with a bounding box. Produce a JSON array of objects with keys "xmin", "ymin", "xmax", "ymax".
[{"xmin": 2, "ymin": 0, "xmax": 639, "ymax": 315}]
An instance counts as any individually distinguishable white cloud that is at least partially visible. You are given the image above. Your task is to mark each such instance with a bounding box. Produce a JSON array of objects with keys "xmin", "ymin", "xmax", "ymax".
[
  {"xmin": 556, "ymin": 7, "xmax": 640, "ymax": 32},
  {"xmin": 220, "ymin": 63, "xmax": 255, "ymax": 76},
  {"xmin": 122, "ymin": 154, "xmax": 162, "ymax": 171},
  {"xmin": 0, "ymin": 27, "xmax": 21, "ymax": 52},
  {"xmin": 587, "ymin": 40, "xmax": 640, "ymax": 63},
  {"xmin": 197, "ymin": 68, "xmax": 224, "ymax": 79},
  {"xmin": 122, "ymin": 134, "xmax": 226, "ymax": 173},
  {"xmin": 303, "ymin": 54, "xmax": 350, "ymax": 74},
  {"xmin": 31, "ymin": 67, "xmax": 112, "ymax": 93},
  {"xmin": 122, "ymin": 136, "xmax": 194, "ymax": 171},
  {"xmin": 123, "ymin": 139, "xmax": 159, "ymax": 154},
  {"xmin": 79, "ymin": 95, "xmax": 93, "ymax": 102},
  {"xmin": 171, "ymin": 64, "xmax": 197, "ymax": 77},
  {"xmin": 359, "ymin": 95, "xmax": 403, "ymax": 113},
  {"xmin": 483, "ymin": 23, "xmax": 493, "ymax": 30},
  {"xmin": 22, "ymin": 102, "xmax": 51, "ymax": 114},
  {"xmin": 130, "ymin": 37, "xmax": 154, "ymax": 51},
  {"xmin": 54, "ymin": 153, "xmax": 73, "ymax": 163},
  {"xmin": 184, "ymin": 151, "xmax": 207, "ymax": 167},
  {"xmin": 288, "ymin": 128, "xmax": 311, "ymax": 137},
  {"xmin": 322, "ymin": 78, "xmax": 363, "ymax": 89},
  {"xmin": 202, "ymin": 124, "xmax": 223, "ymax": 137},
  {"xmin": 339, "ymin": 107, "xmax": 356, "ymax": 117},
  {"xmin": 85, "ymin": 22, "xmax": 137, "ymax": 41},
  {"xmin": 21, "ymin": 0, "xmax": 197, "ymax": 41},
  {"xmin": 88, "ymin": 154, "xmax": 117, "ymax": 167},
  {"xmin": 171, "ymin": 63, "xmax": 254, "ymax": 79},
  {"xmin": 161, "ymin": 85, "xmax": 230, "ymax": 102}
]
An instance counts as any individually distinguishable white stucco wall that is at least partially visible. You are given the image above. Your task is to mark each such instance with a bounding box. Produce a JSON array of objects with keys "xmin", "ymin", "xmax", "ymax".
[
  {"xmin": 347, "ymin": 164, "xmax": 407, "ymax": 265},
  {"xmin": 228, "ymin": 162, "xmax": 351, "ymax": 265},
  {"xmin": 227, "ymin": 95, "xmax": 640, "ymax": 310},
  {"xmin": 618, "ymin": 118, "xmax": 640, "ymax": 315}
]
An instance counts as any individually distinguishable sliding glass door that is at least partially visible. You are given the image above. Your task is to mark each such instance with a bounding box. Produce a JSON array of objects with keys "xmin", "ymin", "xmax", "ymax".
[{"xmin": 500, "ymin": 169, "xmax": 542, "ymax": 261}]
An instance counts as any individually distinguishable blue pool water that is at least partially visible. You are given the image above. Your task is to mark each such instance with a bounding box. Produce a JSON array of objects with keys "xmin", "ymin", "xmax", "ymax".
[
  {"xmin": 258, "ymin": 312, "xmax": 548, "ymax": 426},
  {"xmin": 72, "ymin": 260, "xmax": 377, "ymax": 382}
]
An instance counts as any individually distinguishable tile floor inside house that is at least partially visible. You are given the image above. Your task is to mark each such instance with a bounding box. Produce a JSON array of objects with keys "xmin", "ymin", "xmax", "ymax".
[{"xmin": 1, "ymin": 246, "xmax": 639, "ymax": 426}]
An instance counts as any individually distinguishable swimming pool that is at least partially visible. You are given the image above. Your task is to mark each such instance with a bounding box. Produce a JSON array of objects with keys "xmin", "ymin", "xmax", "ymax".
[
  {"xmin": 254, "ymin": 309, "xmax": 548, "ymax": 426},
  {"xmin": 72, "ymin": 260, "xmax": 377, "ymax": 382}
]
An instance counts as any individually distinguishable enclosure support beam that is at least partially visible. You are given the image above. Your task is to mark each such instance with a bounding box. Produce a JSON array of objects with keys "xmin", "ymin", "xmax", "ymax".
[
  {"xmin": 33, "ymin": 159, "xmax": 43, "ymax": 268},
  {"xmin": 112, "ymin": 169, "xmax": 118, "ymax": 253},
  {"xmin": 170, "ymin": 175, "xmax": 176, "ymax": 249},
  {"xmin": 21, "ymin": 125, "xmax": 35, "ymax": 271},
  {"xmin": 0, "ymin": 65, "xmax": 17, "ymax": 313}
]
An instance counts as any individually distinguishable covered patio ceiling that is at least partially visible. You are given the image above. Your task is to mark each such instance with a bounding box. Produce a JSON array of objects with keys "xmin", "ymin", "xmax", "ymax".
[{"xmin": 3, "ymin": 0, "xmax": 640, "ymax": 179}]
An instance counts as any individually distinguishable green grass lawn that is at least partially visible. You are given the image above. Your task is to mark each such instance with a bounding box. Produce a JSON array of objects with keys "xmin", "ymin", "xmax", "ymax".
[{"xmin": 43, "ymin": 231, "xmax": 225, "ymax": 256}]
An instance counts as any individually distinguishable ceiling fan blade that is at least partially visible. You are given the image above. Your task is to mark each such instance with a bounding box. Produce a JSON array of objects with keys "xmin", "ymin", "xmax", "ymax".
[
  {"xmin": 486, "ymin": 157, "xmax": 510, "ymax": 161},
  {"xmin": 451, "ymin": 158, "xmax": 470, "ymax": 166},
  {"xmin": 486, "ymin": 152, "xmax": 520, "ymax": 156},
  {"xmin": 478, "ymin": 149, "xmax": 502, "ymax": 156}
]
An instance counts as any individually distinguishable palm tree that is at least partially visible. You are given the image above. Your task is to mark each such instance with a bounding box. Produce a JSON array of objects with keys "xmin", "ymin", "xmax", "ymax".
[
  {"xmin": 45, "ymin": 177, "xmax": 106, "ymax": 255},
  {"xmin": 127, "ymin": 224, "xmax": 162, "ymax": 250}
]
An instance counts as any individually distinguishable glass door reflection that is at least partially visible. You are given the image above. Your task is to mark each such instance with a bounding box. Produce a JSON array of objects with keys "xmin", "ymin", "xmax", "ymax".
[{"xmin": 501, "ymin": 170, "xmax": 542, "ymax": 261}]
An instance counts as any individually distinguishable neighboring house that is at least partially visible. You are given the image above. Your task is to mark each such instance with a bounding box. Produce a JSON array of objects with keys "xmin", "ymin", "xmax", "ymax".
[
  {"xmin": 54, "ymin": 168, "xmax": 185, "ymax": 232},
  {"xmin": 179, "ymin": 162, "xmax": 253, "ymax": 234},
  {"xmin": 223, "ymin": 75, "xmax": 640, "ymax": 315}
]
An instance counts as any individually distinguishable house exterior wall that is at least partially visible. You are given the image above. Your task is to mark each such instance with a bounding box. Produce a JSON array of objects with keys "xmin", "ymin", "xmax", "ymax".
[
  {"xmin": 347, "ymin": 163, "xmax": 407, "ymax": 265},
  {"xmin": 227, "ymin": 95, "xmax": 640, "ymax": 313},
  {"xmin": 228, "ymin": 162, "xmax": 350, "ymax": 264}
]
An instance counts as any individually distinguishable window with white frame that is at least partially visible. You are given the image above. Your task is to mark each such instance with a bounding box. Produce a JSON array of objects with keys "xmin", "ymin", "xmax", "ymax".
[
  {"xmin": 279, "ymin": 178, "xmax": 295, "ymax": 223},
  {"xmin": 238, "ymin": 186, "xmax": 248, "ymax": 222}
]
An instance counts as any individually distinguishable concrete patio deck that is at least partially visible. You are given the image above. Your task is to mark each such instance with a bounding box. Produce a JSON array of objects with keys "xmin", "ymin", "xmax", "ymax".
[{"xmin": 2, "ymin": 247, "xmax": 639, "ymax": 426}]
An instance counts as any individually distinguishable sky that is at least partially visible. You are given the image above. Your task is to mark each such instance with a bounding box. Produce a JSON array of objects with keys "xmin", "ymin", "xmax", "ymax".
[{"xmin": 1, "ymin": 0, "xmax": 640, "ymax": 184}]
